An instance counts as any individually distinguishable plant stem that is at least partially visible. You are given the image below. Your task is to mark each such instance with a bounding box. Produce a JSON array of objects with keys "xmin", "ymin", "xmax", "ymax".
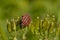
[{"xmin": 0, "ymin": 25, "xmax": 8, "ymax": 40}]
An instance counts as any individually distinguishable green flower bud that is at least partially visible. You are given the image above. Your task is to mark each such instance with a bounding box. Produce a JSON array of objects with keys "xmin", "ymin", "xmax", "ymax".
[
  {"xmin": 11, "ymin": 19, "xmax": 16, "ymax": 31},
  {"xmin": 13, "ymin": 36, "xmax": 17, "ymax": 40},
  {"xmin": 29, "ymin": 21, "xmax": 35, "ymax": 34},
  {"xmin": 36, "ymin": 16, "xmax": 40, "ymax": 30},
  {"xmin": 42, "ymin": 14, "xmax": 50, "ymax": 31},
  {"xmin": 56, "ymin": 23, "xmax": 60, "ymax": 37},
  {"xmin": 7, "ymin": 20, "xmax": 12, "ymax": 33},
  {"xmin": 49, "ymin": 15, "xmax": 56, "ymax": 33}
]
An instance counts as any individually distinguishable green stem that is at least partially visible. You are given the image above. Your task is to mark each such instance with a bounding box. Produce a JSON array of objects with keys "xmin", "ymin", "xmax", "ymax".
[{"xmin": 0, "ymin": 23, "xmax": 8, "ymax": 40}]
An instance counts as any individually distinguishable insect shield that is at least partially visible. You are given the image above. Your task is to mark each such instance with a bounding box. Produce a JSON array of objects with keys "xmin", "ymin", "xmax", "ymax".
[{"xmin": 17, "ymin": 14, "xmax": 31, "ymax": 29}]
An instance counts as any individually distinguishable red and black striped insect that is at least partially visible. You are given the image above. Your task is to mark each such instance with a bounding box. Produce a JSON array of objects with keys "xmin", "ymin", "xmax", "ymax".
[{"xmin": 17, "ymin": 14, "xmax": 31, "ymax": 29}]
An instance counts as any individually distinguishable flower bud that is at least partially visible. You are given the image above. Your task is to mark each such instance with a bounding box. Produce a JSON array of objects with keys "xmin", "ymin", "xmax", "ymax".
[
  {"xmin": 11, "ymin": 19, "xmax": 16, "ymax": 31},
  {"xmin": 7, "ymin": 19, "xmax": 12, "ymax": 33},
  {"xmin": 29, "ymin": 21, "xmax": 35, "ymax": 34}
]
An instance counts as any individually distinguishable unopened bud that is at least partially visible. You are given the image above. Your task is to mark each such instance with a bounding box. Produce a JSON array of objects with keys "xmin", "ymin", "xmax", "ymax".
[
  {"xmin": 37, "ymin": 16, "xmax": 39, "ymax": 19},
  {"xmin": 11, "ymin": 18, "xmax": 16, "ymax": 31},
  {"xmin": 23, "ymin": 34, "xmax": 26, "ymax": 40},
  {"xmin": 7, "ymin": 20, "xmax": 12, "ymax": 33},
  {"xmin": 52, "ymin": 15, "xmax": 56, "ymax": 21},
  {"xmin": 13, "ymin": 37, "xmax": 17, "ymax": 40}
]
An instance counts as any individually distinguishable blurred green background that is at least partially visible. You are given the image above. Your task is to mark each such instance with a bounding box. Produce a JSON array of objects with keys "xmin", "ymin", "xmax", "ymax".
[
  {"xmin": 0, "ymin": 0, "xmax": 60, "ymax": 40},
  {"xmin": 0, "ymin": 0, "xmax": 59, "ymax": 20}
]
